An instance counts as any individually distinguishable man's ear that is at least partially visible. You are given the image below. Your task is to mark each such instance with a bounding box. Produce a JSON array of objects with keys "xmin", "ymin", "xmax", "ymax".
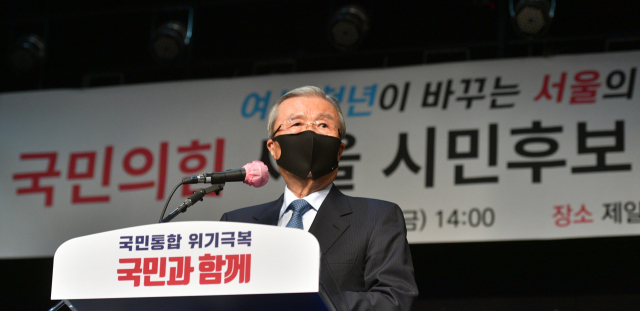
[
  {"xmin": 266, "ymin": 139, "xmax": 281, "ymax": 160},
  {"xmin": 337, "ymin": 142, "xmax": 346, "ymax": 162}
]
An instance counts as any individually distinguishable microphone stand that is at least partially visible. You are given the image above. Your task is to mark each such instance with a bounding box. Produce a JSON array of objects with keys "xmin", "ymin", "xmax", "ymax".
[
  {"xmin": 47, "ymin": 300, "xmax": 66, "ymax": 311},
  {"xmin": 160, "ymin": 183, "xmax": 224, "ymax": 223}
]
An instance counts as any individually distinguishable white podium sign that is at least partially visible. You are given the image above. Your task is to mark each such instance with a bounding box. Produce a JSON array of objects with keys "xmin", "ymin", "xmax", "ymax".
[{"xmin": 51, "ymin": 221, "xmax": 320, "ymax": 300}]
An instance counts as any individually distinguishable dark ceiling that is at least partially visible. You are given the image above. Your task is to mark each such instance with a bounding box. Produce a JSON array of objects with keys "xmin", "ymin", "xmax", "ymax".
[{"xmin": 2, "ymin": 0, "xmax": 640, "ymax": 93}]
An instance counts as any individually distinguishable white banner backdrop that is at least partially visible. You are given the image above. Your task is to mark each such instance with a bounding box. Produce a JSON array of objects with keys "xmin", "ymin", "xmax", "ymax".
[{"xmin": 1, "ymin": 51, "xmax": 639, "ymax": 258}]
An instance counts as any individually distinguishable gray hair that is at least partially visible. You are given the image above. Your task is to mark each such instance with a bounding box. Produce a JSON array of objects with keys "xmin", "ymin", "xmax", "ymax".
[{"xmin": 267, "ymin": 86, "xmax": 346, "ymax": 139}]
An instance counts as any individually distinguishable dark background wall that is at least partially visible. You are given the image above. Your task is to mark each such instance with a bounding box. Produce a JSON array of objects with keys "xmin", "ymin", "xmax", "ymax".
[
  {"xmin": 3, "ymin": 0, "xmax": 640, "ymax": 92},
  {"xmin": 2, "ymin": 1, "xmax": 640, "ymax": 310}
]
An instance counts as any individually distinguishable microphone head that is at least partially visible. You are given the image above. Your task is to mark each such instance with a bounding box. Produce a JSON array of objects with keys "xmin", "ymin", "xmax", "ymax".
[{"xmin": 242, "ymin": 161, "xmax": 269, "ymax": 188}]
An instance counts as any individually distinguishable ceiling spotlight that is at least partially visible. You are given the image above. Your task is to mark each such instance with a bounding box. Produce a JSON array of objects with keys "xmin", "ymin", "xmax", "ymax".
[
  {"xmin": 7, "ymin": 34, "xmax": 46, "ymax": 74},
  {"xmin": 328, "ymin": 5, "xmax": 370, "ymax": 51},
  {"xmin": 151, "ymin": 21, "xmax": 190, "ymax": 62},
  {"xmin": 510, "ymin": 0, "xmax": 555, "ymax": 39}
]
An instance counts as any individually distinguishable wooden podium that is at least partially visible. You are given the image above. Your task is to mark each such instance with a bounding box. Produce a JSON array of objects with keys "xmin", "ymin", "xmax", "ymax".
[{"xmin": 51, "ymin": 221, "xmax": 345, "ymax": 311}]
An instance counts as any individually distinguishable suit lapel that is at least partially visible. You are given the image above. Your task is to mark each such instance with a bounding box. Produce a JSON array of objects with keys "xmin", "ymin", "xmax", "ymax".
[
  {"xmin": 309, "ymin": 185, "xmax": 352, "ymax": 254},
  {"xmin": 252, "ymin": 194, "xmax": 283, "ymax": 226}
]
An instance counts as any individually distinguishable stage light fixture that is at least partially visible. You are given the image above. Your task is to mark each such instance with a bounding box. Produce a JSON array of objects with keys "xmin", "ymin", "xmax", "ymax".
[
  {"xmin": 327, "ymin": 5, "xmax": 369, "ymax": 51},
  {"xmin": 150, "ymin": 7, "xmax": 194, "ymax": 62},
  {"xmin": 7, "ymin": 34, "xmax": 46, "ymax": 74},
  {"xmin": 510, "ymin": 0, "xmax": 555, "ymax": 39},
  {"xmin": 151, "ymin": 21, "xmax": 189, "ymax": 62}
]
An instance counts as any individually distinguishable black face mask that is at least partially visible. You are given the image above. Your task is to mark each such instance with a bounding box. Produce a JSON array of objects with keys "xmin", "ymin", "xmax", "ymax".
[{"xmin": 272, "ymin": 131, "xmax": 342, "ymax": 180}]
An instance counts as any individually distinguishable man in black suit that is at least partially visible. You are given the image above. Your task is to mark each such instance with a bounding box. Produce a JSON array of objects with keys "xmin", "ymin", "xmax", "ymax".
[{"xmin": 221, "ymin": 86, "xmax": 418, "ymax": 311}]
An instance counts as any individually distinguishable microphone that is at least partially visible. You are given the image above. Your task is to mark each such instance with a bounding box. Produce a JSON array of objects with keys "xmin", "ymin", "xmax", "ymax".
[{"xmin": 181, "ymin": 161, "xmax": 269, "ymax": 188}]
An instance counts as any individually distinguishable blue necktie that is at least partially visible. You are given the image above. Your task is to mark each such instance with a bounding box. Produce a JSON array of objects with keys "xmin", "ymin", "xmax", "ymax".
[{"xmin": 286, "ymin": 199, "xmax": 312, "ymax": 229}]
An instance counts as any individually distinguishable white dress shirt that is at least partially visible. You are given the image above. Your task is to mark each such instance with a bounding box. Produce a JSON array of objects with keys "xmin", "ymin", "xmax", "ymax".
[{"xmin": 277, "ymin": 183, "xmax": 333, "ymax": 231}]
